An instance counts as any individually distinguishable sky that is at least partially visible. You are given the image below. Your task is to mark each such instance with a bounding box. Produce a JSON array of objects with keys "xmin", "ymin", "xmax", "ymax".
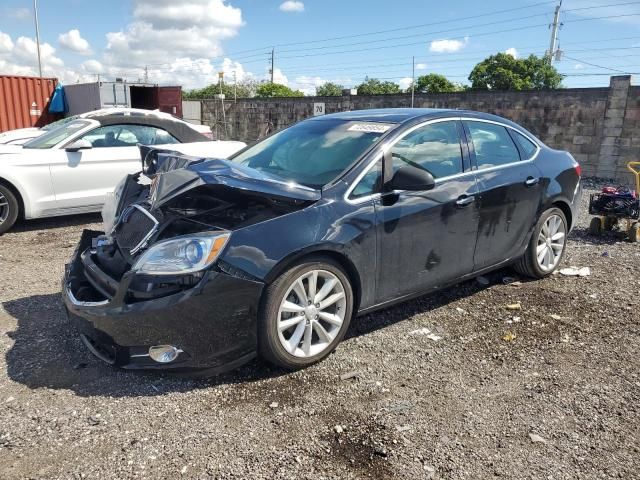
[{"xmin": 0, "ymin": 0, "xmax": 639, "ymax": 94}]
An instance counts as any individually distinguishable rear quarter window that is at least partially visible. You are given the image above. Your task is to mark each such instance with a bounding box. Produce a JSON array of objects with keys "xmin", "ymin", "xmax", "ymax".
[{"xmin": 512, "ymin": 131, "xmax": 539, "ymax": 160}]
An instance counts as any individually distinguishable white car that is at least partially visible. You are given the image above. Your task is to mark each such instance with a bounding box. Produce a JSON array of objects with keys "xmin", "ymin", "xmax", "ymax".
[
  {"xmin": 0, "ymin": 108, "xmax": 213, "ymax": 146},
  {"xmin": 0, "ymin": 110, "xmax": 245, "ymax": 233}
]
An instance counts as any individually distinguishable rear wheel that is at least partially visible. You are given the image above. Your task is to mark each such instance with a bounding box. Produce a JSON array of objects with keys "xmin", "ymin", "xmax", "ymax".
[
  {"xmin": 589, "ymin": 217, "xmax": 602, "ymax": 236},
  {"xmin": 0, "ymin": 184, "xmax": 19, "ymax": 234},
  {"xmin": 258, "ymin": 258, "xmax": 353, "ymax": 370},
  {"xmin": 514, "ymin": 208, "xmax": 567, "ymax": 279}
]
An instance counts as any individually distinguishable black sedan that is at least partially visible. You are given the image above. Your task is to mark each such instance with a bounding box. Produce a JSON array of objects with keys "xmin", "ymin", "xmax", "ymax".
[{"xmin": 63, "ymin": 109, "xmax": 582, "ymax": 373}]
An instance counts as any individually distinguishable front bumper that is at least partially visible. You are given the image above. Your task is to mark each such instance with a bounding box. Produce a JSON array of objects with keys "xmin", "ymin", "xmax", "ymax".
[{"xmin": 62, "ymin": 230, "xmax": 264, "ymax": 372}]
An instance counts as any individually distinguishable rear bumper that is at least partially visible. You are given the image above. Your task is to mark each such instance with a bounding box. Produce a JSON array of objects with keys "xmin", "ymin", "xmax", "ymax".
[{"xmin": 62, "ymin": 230, "xmax": 264, "ymax": 372}]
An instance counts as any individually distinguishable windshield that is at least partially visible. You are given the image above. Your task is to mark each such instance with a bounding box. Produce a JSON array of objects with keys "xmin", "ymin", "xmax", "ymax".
[
  {"xmin": 41, "ymin": 115, "xmax": 81, "ymax": 131},
  {"xmin": 23, "ymin": 120, "xmax": 91, "ymax": 149},
  {"xmin": 230, "ymin": 119, "xmax": 394, "ymax": 187}
]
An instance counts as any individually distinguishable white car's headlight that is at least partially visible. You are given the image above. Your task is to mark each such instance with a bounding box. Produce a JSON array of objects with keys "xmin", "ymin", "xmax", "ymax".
[{"xmin": 132, "ymin": 232, "xmax": 230, "ymax": 275}]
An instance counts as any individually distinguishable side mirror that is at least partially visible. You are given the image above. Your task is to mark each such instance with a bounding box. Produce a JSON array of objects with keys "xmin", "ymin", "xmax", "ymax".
[
  {"xmin": 386, "ymin": 164, "xmax": 436, "ymax": 192},
  {"xmin": 65, "ymin": 140, "xmax": 93, "ymax": 152}
]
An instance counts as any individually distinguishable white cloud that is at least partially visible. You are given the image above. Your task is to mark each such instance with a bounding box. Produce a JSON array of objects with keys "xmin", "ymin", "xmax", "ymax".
[
  {"xmin": 398, "ymin": 77, "xmax": 413, "ymax": 90},
  {"xmin": 574, "ymin": 63, "xmax": 585, "ymax": 70},
  {"xmin": 416, "ymin": 63, "xmax": 427, "ymax": 70},
  {"xmin": 0, "ymin": 30, "xmax": 88, "ymax": 83},
  {"xmin": 59, "ymin": 29, "xmax": 92, "ymax": 55},
  {"xmin": 272, "ymin": 68, "xmax": 289, "ymax": 85},
  {"xmin": 82, "ymin": 59, "xmax": 105, "ymax": 74},
  {"xmin": 292, "ymin": 75, "xmax": 327, "ymax": 95},
  {"xmin": 429, "ymin": 37, "xmax": 468, "ymax": 53},
  {"xmin": 279, "ymin": 1, "xmax": 305, "ymax": 12},
  {"xmin": 505, "ymin": 47, "xmax": 518, "ymax": 58},
  {"xmin": 133, "ymin": 0, "xmax": 242, "ymax": 29}
]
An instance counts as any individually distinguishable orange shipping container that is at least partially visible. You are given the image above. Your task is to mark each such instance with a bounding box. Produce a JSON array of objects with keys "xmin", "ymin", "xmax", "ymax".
[{"xmin": 0, "ymin": 75, "xmax": 61, "ymax": 132}]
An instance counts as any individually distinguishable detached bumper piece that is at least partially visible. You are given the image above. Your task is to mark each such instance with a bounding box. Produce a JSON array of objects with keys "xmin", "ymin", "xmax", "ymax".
[{"xmin": 63, "ymin": 229, "xmax": 264, "ymax": 373}]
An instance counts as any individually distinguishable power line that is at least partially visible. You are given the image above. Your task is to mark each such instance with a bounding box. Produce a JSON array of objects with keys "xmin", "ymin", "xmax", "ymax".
[
  {"xmin": 224, "ymin": 1, "xmax": 558, "ymax": 56},
  {"xmin": 562, "ymin": 55, "xmax": 636, "ymax": 74}
]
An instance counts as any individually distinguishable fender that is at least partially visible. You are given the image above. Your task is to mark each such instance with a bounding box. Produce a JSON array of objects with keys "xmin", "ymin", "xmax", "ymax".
[{"xmin": 0, "ymin": 172, "xmax": 33, "ymax": 219}]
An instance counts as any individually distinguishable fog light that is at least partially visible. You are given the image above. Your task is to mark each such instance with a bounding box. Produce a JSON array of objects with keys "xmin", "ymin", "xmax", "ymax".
[{"xmin": 148, "ymin": 345, "xmax": 181, "ymax": 363}]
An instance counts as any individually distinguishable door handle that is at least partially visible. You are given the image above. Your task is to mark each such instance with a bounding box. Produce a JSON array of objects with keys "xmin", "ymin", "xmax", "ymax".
[
  {"xmin": 525, "ymin": 176, "xmax": 540, "ymax": 187},
  {"xmin": 456, "ymin": 195, "xmax": 475, "ymax": 207}
]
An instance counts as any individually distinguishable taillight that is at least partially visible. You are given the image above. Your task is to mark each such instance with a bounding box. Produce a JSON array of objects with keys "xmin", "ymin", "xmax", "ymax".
[{"xmin": 575, "ymin": 163, "xmax": 582, "ymax": 177}]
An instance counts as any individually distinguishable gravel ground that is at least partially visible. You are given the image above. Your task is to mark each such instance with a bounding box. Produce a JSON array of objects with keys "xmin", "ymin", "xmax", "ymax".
[{"xmin": 0, "ymin": 180, "xmax": 639, "ymax": 479}]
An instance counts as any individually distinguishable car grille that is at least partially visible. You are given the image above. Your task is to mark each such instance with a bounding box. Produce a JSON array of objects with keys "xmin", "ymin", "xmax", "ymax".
[{"xmin": 115, "ymin": 205, "xmax": 159, "ymax": 253}]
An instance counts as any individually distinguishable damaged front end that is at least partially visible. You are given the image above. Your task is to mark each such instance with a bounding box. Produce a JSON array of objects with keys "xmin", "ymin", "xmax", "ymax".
[{"xmin": 62, "ymin": 146, "xmax": 320, "ymax": 372}]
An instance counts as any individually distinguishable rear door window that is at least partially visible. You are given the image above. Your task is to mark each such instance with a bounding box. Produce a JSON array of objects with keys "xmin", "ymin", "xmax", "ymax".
[{"xmin": 465, "ymin": 121, "xmax": 521, "ymax": 169}]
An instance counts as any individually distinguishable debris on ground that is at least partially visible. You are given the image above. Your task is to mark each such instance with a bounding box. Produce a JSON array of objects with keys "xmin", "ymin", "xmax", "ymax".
[
  {"xmin": 502, "ymin": 331, "xmax": 517, "ymax": 342},
  {"xmin": 408, "ymin": 327, "xmax": 442, "ymax": 341},
  {"xmin": 269, "ymin": 402, "xmax": 279, "ymax": 409},
  {"xmin": 333, "ymin": 425, "xmax": 344, "ymax": 434},
  {"xmin": 559, "ymin": 266, "xmax": 591, "ymax": 277},
  {"xmin": 506, "ymin": 303, "xmax": 522, "ymax": 311},
  {"xmin": 339, "ymin": 371, "xmax": 361, "ymax": 381},
  {"xmin": 529, "ymin": 433, "xmax": 548, "ymax": 444}
]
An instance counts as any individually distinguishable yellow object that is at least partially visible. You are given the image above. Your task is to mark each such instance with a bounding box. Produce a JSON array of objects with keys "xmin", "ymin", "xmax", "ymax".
[{"xmin": 628, "ymin": 161, "xmax": 640, "ymax": 195}]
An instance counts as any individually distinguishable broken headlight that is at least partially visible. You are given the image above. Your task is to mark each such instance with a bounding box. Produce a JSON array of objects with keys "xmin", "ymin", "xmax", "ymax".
[{"xmin": 132, "ymin": 232, "xmax": 230, "ymax": 275}]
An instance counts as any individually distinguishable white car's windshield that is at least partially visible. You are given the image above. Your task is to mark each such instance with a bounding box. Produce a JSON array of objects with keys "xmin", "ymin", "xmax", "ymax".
[
  {"xmin": 230, "ymin": 119, "xmax": 394, "ymax": 188},
  {"xmin": 23, "ymin": 120, "xmax": 92, "ymax": 149},
  {"xmin": 41, "ymin": 115, "xmax": 81, "ymax": 132}
]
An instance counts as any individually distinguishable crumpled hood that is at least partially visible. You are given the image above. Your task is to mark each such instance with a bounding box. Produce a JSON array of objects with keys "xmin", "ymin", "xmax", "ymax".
[{"xmin": 147, "ymin": 150, "xmax": 321, "ymax": 210}]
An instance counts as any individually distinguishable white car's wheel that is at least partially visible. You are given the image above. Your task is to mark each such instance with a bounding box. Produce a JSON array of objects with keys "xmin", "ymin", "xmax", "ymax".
[{"xmin": 0, "ymin": 184, "xmax": 19, "ymax": 234}]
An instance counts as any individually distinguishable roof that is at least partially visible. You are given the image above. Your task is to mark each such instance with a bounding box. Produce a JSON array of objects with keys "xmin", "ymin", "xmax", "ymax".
[
  {"xmin": 317, "ymin": 108, "xmax": 521, "ymax": 128},
  {"xmin": 85, "ymin": 112, "xmax": 207, "ymax": 143}
]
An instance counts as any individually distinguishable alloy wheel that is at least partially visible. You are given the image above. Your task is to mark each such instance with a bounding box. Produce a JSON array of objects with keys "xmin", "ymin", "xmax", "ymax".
[
  {"xmin": 0, "ymin": 191, "xmax": 8, "ymax": 224},
  {"xmin": 536, "ymin": 214, "xmax": 566, "ymax": 272},
  {"xmin": 277, "ymin": 269, "xmax": 346, "ymax": 358}
]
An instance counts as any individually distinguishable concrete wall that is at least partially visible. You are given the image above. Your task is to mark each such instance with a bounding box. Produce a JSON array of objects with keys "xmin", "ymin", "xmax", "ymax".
[{"xmin": 202, "ymin": 75, "xmax": 639, "ymax": 183}]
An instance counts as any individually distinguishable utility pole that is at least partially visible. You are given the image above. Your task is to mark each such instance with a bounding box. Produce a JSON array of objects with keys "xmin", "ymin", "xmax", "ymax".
[
  {"xmin": 233, "ymin": 70, "xmax": 237, "ymax": 102},
  {"xmin": 270, "ymin": 48, "xmax": 275, "ymax": 83},
  {"xmin": 547, "ymin": 1, "xmax": 562, "ymax": 64},
  {"xmin": 144, "ymin": 66, "xmax": 149, "ymax": 83},
  {"xmin": 411, "ymin": 56, "xmax": 415, "ymax": 108},
  {"xmin": 33, "ymin": 0, "xmax": 42, "ymax": 77}
]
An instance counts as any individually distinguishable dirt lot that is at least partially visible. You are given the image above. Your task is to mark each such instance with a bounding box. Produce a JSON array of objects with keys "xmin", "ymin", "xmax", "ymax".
[{"xmin": 0, "ymin": 180, "xmax": 639, "ymax": 479}]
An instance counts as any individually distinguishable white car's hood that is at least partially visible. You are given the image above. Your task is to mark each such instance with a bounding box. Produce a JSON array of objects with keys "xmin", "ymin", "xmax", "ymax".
[{"xmin": 0, "ymin": 144, "xmax": 24, "ymax": 154}]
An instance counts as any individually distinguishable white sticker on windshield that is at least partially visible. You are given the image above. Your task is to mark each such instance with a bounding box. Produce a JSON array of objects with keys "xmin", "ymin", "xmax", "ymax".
[{"xmin": 347, "ymin": 123, "xmax": 392, "ymax": 133}]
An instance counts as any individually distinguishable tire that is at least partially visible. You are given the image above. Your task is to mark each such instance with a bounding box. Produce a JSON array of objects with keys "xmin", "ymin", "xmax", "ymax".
[
  {"xmin": 0, "ymin": 184, "xmax": 19, "ymax": 235},
  {"xmin": 588, "ymin": 217, "xmax": 602, "ymax": 236},
  {"xmin": 629, "ymin": 222, "xmax": 640, "ymax": 243},
  {"xmin": 514, "ymin": 207, "xmax": 568, "ymax": 279},
  {"xmin": 258, "ymin": 257, "xmax": 354, "ymax": 370}
]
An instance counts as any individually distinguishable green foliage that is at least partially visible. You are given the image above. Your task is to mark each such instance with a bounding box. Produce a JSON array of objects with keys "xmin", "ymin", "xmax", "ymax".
[
  {"xmin": 315, "ymin": 82, "xmax": 344, "ymax": 96},
  {"xmin": 411, "ymin": 74, "xmax": 463, "ymax": 94},
  {"xmin": 355, "ymin": 78, "xmax": 401, "ymax": 95},
  {"xmin": 255, "ymin": 82, "xmax": 304, "ymax": 98},
  {"xmin": 183, "ymin": 80, "xmax": 259, "ymax": 99},
  {"xmin": 468, "ymin": 53, "xmax": 563, "ymax": 91}
]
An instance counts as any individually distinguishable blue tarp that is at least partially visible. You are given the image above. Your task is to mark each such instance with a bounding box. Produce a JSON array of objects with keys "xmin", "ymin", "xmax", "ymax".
[{"xmin": 49, "ymin": 84, "xmax": 67, "ymax": 113}]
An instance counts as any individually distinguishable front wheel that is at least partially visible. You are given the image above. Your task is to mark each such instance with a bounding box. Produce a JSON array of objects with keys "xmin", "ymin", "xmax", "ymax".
[
  {"xmin": 514, "ymin": 208, "xmax": 568, "ymax": 279},
  {"xmin": 258, "ymin": 258, "xmax": 353, "ymax": 370},
  {"xmin": 0, "ymin": 184, "xmax": 19, "ymax": 235}
]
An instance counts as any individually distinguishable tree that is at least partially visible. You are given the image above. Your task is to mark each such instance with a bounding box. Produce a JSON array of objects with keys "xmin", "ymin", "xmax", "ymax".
[
  {"xmin": 355, "ymin": 78, "xmax": 401, "ymax": 95},
  {"xmin": 315, "ymin": 82, "xmax": 344, "ymax": 96},
  {"xmin": 468, "ymin": 53, "xmax": 563, "ymax": 91},
  {"xmin": 411, "ymin": 74, "xmax": 463, "ymax": 94},
  {"xmin": 183, "ymin": 80, "xmax": 259, "ymax": 99},
  {"xmin": 255, "ymin": 82, "xmax": 304, "ymax": 98}
]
